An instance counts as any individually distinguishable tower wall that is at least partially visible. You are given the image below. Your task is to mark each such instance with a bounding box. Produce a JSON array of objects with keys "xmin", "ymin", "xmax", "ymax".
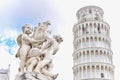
[{"xmin": 73, "ymin": 6, "xmax": 114, "ymax": 80}]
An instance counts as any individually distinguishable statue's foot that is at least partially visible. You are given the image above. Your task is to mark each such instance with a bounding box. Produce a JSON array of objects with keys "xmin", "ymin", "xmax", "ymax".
[{"xmin": 52, "ymin": 73, "xmax": 58, "ymax": 79}]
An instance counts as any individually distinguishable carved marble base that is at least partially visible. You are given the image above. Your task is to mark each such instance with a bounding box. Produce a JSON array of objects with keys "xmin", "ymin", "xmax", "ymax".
[{"xmin": 15, "ymin": 72, "xmax": 53, "ymax": 80}]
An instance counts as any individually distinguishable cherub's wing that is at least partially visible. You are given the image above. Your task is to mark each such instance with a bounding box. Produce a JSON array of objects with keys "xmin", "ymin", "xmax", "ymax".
[{"xmin": 16, "ymin": 34, "xmax": 22, "ymax": 46}]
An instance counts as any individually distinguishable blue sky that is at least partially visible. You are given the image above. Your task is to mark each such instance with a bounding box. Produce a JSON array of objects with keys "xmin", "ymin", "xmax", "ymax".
[
  {"xmin": 0, "ymin": 0, "xmax": 120, "ymax": 80},
  {"xmin": 0, "ymin": 0, "xmax": 62, "ymax": 33},
  {"xmin": 0, "ymin": 0, "xmax": 58, "ymax": 54}
]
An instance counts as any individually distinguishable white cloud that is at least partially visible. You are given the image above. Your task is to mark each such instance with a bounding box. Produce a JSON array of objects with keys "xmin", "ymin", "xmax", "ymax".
[
  {"xmin": 0, "ymin": 28, "xmax": 19, "ymax": 79},
  {"xmin": 0, "ymin": 42, "xmax": 19, "ymax": 80},
  {"xmin": 0, "ymin": 46, "xmax": 13, "ymax": 68},
  {"xmin": 3, "ymin": 28, "xmax": 18, "ymax": 40}
]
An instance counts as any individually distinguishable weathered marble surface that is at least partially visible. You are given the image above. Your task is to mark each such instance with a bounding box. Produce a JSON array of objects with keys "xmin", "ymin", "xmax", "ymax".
[
  {"xmin": 15, "ymin": 72, "xmax": 49, "ymax": 80},
  {"xmin": 15, "ymin": 21, "xmax": 63, "ymax": 80}
]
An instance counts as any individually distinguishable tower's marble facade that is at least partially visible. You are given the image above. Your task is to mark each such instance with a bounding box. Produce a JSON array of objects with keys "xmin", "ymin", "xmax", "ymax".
[{"xmin": 72, "ymin": 6, "xmax": 114, "ymax": 80}]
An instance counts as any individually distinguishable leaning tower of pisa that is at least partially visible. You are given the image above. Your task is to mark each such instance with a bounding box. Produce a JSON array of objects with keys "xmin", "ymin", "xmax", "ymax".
[{"xmin": 72, "ymin": 6, "xmax": 114, "ymax": 80}]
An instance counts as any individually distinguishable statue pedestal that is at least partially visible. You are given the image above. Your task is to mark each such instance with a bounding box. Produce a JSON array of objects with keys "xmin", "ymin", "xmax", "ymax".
[{"xmin": 15, "ymin": 72, "xmax": 51, "ymax": 80}]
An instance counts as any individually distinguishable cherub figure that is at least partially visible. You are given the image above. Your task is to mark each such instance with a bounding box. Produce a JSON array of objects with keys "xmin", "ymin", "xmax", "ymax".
[
  {"xmin": 33, "ymin": 21, "xmax": 51, "ymax": 40},
  {"xmin": 26, "ymin": 55, "xmax": 57, "ymax": 80},
  {"xmin": 16, "ymin": 24, "xmax": 37, "ymax": 73},
  {"xmin": 33, "ymin": 34, "xmax": 63, "ymax": 79},
  {"xmin": 27, "ymin": 21, "xmax": 52, "ymax": 58},
  {"xmin": 15, "ymin": 21, "xmax": 63, "ymax": 80}
]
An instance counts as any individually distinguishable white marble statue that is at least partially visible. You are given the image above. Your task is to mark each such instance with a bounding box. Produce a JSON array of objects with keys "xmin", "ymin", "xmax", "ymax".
[
  {"xmin": 16, "ymin": 24, "xmax": 38, "ymax": 73},
  {"xmin": 34, "ymin": 34, "xmax": 63, "ymax": 71},
  {"xmin": 33, "ymin": 34, "xmax": 63, "ymax": 79},
  {"xmin": 15, "ymin": 21, "xmax": 63, "ymax": 80}
]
